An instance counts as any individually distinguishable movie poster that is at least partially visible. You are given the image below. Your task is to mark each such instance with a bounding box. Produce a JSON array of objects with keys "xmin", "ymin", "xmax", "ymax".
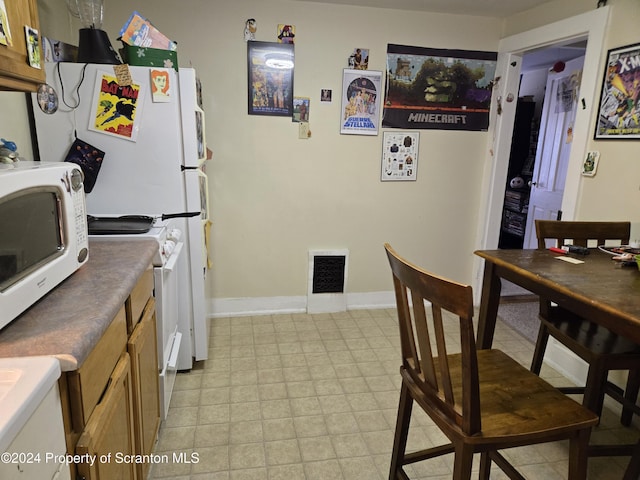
[
  {"xmin": 595, "ymin": 43, "xmax": 640, "ymax": 139},
  {"xmin": 340, "ymin": 69, "xmax": 382, "ymax": 135},
  {"xmin": 89, "ymin": 72, "xmax": 144, "ymax": 141},
  {"xmin": 383, "ymin": 44, "xmax": 497, "ymax": 131}
]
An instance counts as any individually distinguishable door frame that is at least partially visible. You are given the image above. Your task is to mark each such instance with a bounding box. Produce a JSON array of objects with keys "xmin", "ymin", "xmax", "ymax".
[{"xmin": 473, "ymin": 6, "xmax": 610, "ymax": 299}]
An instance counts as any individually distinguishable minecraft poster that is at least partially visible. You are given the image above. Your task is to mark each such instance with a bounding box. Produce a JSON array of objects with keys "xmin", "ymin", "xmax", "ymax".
[{"xmin": 383, "ymin": 44, "xmax": 497, "ymax": 131}]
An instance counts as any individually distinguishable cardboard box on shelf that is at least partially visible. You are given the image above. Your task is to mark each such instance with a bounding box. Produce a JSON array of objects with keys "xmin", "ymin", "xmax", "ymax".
[{"xmin": 119, "ymin": 11, "xmax": 177, "ymax": 51}]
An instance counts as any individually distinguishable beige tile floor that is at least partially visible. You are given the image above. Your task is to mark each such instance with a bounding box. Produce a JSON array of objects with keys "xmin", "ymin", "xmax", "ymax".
[{"xmin": 148, "ymin": 309, "xmax": 639, "ymax": 479}]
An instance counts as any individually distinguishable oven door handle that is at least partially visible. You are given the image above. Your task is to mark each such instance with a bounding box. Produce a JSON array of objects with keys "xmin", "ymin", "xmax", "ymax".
[
  {"xmin": 168, "ymin": 331, "xmax": 182, "ymax": 369},
  {"xmin": 164, "ymin": 242, "xmax": 184, "ymax": 272}
]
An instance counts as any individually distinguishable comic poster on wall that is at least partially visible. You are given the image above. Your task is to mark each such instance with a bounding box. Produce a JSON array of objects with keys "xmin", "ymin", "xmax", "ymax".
[
  {"xmin": 595, "ymin": 43, "xmax": 640, "ymax": 139},
  {"xmin": 383, "ymin": 44, "xmax": 497, "ymax": 131},
  {"xmin": 340, "ymin": 69, "xmax": 382, "ymax": 135},
  {"xmin": 89, "ymin": 71, "xmax": 144, "ymax": 141},
  {"xmin": 247, "ymin": 41, "xmax": 294, "ymax": 117}
]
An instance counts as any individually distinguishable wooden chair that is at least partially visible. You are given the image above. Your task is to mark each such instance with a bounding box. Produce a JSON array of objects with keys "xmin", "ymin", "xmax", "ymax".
[
  {"xmin": 384, "ymin": 243, "xmax": 598, "ymax": 480},
  {"xmin": 531, "ymin": 220, "xmax": 640, "ymax": 425}
]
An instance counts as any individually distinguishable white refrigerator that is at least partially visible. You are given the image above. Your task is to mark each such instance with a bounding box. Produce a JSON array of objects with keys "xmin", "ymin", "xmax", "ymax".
[{"xmin": 30, "ymin": 62, "xmax": 209, "ymax": 370}]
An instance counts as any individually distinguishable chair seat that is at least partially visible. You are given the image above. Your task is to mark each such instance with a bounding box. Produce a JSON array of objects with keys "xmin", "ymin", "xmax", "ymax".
[
  {"xmin": 411, "ymin": 349, "xmax": 598, "ymax": 446},
  {"xmin": 544, "ymin": 307, "xmax": 640, "ymax": 358}
]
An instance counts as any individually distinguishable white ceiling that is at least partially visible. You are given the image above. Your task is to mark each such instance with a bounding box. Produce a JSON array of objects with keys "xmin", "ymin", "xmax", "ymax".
[{"xmin": 294, "ymin": 0, "xmax": 557, "ymax": 17}]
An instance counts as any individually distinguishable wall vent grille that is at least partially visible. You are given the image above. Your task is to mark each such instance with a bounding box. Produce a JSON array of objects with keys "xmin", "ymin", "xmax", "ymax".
[{"xmin": 307, "ymin": 249, "xmax": 348, "ymax": 313}]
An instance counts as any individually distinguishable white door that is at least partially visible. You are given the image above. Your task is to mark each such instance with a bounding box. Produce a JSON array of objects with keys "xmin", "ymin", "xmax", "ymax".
[{"xmin": 522, "ymin": 56, "xmax": 585, "ymax": 249}]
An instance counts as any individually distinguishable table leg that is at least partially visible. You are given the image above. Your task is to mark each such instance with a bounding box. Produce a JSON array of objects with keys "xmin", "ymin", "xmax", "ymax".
[{"xmin": 477, "ymin": 260, "xmax": 502, "ymax": 350}]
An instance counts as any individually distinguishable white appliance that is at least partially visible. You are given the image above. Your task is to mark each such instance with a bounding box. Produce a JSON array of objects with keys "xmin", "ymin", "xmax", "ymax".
[
  {"xmin": 89, "ymin": 217, "xmax": 184, "ymax": 419},
  {"xmin": 31, "ymin": 63, "xmax": 209, "ymax": 370},
  {"xmin": 0, "ymin": 162, "xmax": 88, "ymax": 327}
]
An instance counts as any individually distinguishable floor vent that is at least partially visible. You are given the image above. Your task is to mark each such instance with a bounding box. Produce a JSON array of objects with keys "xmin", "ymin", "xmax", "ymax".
[{"xmin": 307, "ymin": 249, "xmax": 348, "ymax": 313}]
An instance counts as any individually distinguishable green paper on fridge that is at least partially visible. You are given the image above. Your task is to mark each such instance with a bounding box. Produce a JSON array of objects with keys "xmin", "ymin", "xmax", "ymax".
[
  {"xmin": 119, "ymin": 11, "xmax": 177, "ymax": 51},
  {"xmin": 120, "ymin": 44, "xmax": 178, "ymax": 71}
]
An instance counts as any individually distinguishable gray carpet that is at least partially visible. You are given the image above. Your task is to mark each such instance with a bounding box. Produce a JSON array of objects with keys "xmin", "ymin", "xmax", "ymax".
[{"xmin": 496, "ymin": 301, "xmax": 540, "ymax": 343}]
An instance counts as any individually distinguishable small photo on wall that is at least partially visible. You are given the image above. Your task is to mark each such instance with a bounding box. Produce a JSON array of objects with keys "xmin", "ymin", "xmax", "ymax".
[
  {"xmin": 293, "ymin": 97, "xmax": 309, "ymax": 122},
  {"xmin": 581, "ymin": 151, "xmax": 599, "ymax": 176},
  {"xmin": 24, "ymin": 26, "xmax": 41, "ymax": 69},
  {"xmin": 348, "ymin": 48, "xmax": 369, "ymax": 70},
  {"xmin": 277, "ymin": 24, "xmax": 295, "ymax": 44},
  {"xmin": 0, "ymin": 0, "xmax": 12, "ymax": 46}
]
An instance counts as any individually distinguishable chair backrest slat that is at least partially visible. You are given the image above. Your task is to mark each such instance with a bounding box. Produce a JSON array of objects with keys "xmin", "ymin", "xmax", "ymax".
[
  {"xmin": 535, "ymin": 220, "xmax": 630, "ymax": 250},
  {"xmin": 385, "ymin": 243, "xmax": 480, "ymax": 434}
]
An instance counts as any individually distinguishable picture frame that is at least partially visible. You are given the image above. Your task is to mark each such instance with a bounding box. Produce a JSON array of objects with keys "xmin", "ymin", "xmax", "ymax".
[
  {"xmin": 594, "ymin": 42, "xmax": 640, "ymax": 140},
  {"xmin": 247, "ymin": 41, "xmax": 294, "ymax": 117},
  {"xmin": 581, "ymin": 151, "xmax": 599, "ymax": 177},
  {"xmin": 383, "ymin": 44, "xmax": 497, "ymax": 131},
  {"xmin": 89, "ymin": 70, "xmax": 144, "ymax": 142},
  {"xmin": 293, "ymin": 96, "xmax": 309, "ymax": 122},
  {"xmin": 381, "ymin": 131, "xmax": 419, "ymax": 181},
  {"xmin": 340, "ymin": 69, "xmax": 383, "ymax": 135}
]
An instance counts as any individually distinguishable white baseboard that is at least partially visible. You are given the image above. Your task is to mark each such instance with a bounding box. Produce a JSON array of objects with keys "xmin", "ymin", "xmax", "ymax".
[{"xmin": 209, "ymin": 291, "xmax": 396, "ymax": 318}]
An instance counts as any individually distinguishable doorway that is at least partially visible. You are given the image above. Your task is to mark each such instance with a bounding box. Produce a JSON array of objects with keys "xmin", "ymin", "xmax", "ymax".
[
  {"xmin": 497, "ymin": 48, "xmax": 586, "ymax": 250},
  {"xmin": 473, "ymin": 6, "xmax": 610, "ymax": 299}
]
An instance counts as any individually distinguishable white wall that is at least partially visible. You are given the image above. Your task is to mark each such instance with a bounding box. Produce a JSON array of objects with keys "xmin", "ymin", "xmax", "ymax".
[{"xmin": 96, "ymin": 0, "xmax": 500, "ymax": 313}]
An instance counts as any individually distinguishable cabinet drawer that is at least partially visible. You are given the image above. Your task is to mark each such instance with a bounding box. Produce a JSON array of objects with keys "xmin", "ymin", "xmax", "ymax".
[
  {"xmin": 67, "ymin": 307, "xmax": 127, "ymax": 430},
  {"xmin": 76, "ymin": 352, "xmax": 136, "ymax": 480},
  {"xmin": 126, "ymin": 266, "xmax": 154, "ymax": 333}
]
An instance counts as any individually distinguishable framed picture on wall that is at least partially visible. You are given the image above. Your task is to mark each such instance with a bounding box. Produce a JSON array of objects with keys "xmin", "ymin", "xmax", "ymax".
[
  {"xmin": 380, "ymin": 131, "xmax": 419, "ymax": 181},
  {"xmin": 340, "ymin": 69, "xmax": 383, "ymax": 135},
  {"xmin": 247, "ymin": 41, "xmax": 294, "ymax": 117},
  {"xmin": 594, "ymin": 42, "xmax": 640, "ymax": 139}
]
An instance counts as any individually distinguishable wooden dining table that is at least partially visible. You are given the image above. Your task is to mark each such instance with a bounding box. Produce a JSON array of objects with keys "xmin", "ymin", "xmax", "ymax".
[{"xmin": 474, "ymin": 248, "xmax": 640, "ymax": 479}]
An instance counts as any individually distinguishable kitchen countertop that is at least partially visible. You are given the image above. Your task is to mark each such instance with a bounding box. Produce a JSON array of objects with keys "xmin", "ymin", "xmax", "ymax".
[{"xmin": 0, "ymin": 239, "xmax": 157, "ymax": 371}]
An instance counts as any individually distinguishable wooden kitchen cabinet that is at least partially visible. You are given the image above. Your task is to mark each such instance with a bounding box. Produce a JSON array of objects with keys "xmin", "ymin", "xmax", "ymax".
[
  {"xmin": 126, "ymin": 267, "xmax": 154, "ymax": 334},
  {"xmin": 66, "ymin": 306, "xmax": 128, "ymax": 429},
  {"xmin": 75, "ymin": 352, "xmax": 137, "ymax": 480},
  {"xmin": 0, "ymin": 0, "xmax": 45, "ymax": 91},
  {"xmin": 58, "ymin": 266, "xmax": 159, "ymax": 480},
  {"xmin": 128, "ymin": 296, "xmax": 161, "ymax": 480}
]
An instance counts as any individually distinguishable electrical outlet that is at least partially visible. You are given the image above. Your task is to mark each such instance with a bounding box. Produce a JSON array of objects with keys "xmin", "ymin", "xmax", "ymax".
[{"xmin": 298, "ymin": 122, "xmax": 310, "ymax": 139}]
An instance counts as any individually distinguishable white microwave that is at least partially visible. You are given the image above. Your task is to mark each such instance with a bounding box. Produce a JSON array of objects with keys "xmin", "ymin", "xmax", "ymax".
[{"xmin": 0, "ymin": 162, "xmax": 89, "ymax": 328}]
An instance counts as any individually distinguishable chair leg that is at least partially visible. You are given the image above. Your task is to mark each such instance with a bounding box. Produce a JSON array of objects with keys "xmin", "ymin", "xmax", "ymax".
[
  {"xmin": 583, "ymin": 362, "xmax": 608, "ymax": 420},
  {"xmin": 531, "ymin": 323, "xmax": 550, "ymax": 374},
  {"xmin": 452, "ymin": 443, "xmax": 474, "ymax": 480},
  {"xmin": 621, "ymin": 369, "xmax": 640, "ymax": 426},
  {"xmin": 567, "ymin": 428, "xmax": 591, "ymax": 480},
  {"xmin": 622, "ymin": 440, "xmax": 640, "ymax": 480},
  {"xmin": 389, "ymin": 381, "xmax": 413, "ymax": 480},
  {"xmin": 478, "ymin": 452, "xmax": 491, "ymax": 480}
]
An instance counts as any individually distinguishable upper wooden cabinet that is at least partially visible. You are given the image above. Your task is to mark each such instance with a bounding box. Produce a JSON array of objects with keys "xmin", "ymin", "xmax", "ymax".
[{"xmin": 0, "ymin": 0, "xmax": 45, "ymax": 91}]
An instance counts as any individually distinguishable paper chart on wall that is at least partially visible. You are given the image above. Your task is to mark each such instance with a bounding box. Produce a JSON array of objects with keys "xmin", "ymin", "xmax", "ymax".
[{"xmin": 380, "ymin": 131, "xmax": 419, "ymax": 181}]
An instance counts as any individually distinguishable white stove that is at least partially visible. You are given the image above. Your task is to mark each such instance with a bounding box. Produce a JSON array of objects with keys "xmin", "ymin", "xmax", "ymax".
[{"xmin": 89, "ymin": 216, "xmax": 184, "ymax": 420}]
